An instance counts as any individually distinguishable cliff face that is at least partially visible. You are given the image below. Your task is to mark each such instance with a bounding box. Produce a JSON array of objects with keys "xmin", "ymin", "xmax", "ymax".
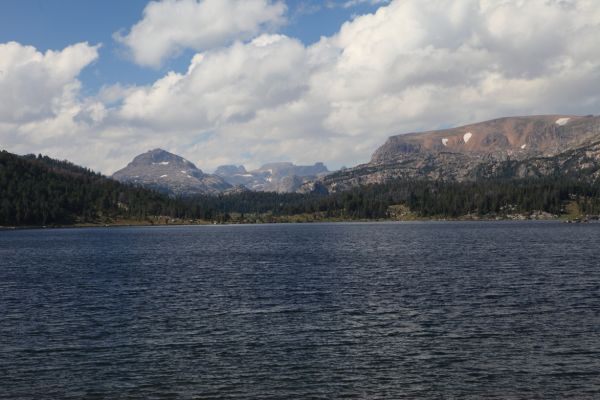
[
  {"xmin": 372, "ymin": 115, "xmax": 600, "ymax": 163},
  {"xmin": 313, "ymin": 115, "xmax": 600, "ymax": 192}
]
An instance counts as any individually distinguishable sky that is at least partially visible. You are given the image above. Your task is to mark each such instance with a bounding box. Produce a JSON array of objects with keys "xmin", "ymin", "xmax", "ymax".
[{"xmin": 1, "ymin": 0, "xmax": 600, "ymax": 174}]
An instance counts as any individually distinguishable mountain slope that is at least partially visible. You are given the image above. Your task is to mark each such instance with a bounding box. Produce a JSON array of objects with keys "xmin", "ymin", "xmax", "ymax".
[
  {"xmin": 113, "ymin": 149, "xmax": 231, "ymax": 196},
  {"xmin": 314, "ymin": 115, "xmax": 600, "ymax": 192},
  {"xmin": 372, "ymin": 115, "xmax": 599, "ymax": 162},
  {"xmin": 0, "ymin": 150, "xmax": 183, "ymax": 226}
]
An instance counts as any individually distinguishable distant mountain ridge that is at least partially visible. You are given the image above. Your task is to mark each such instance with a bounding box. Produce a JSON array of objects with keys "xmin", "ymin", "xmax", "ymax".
[
  {"xmin": 112, "ymin": 149, "xmax": 330, "ymax": 195},
  {"xmin": 112, "ymin": 149, "xmax": 231, "ymax": 196},
  {"xmin": 215, "ymin": 161, "xmax": 330, "ymax": 193},
  {"xmin": 110, "ymin": 114, "xmax": 600, "ymax": 196},
  {"xmin": 310, "ymin": 114, "xmax": 600, "ymax": 192}
]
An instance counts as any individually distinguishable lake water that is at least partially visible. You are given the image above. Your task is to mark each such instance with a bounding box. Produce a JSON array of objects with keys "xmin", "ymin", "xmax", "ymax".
[{"xmin": 1, "ymin": 222, "xmax": 599, "ymax": 399}]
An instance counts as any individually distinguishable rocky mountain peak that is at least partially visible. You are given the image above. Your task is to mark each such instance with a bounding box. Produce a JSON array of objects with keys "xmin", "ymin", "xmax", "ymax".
[
  {"xmin": 112, "ymin": 149, "xmax": 230, "ymax": 196},
  {"xmin": 128, "ymin": 148, "xmax": 200, "ymax": 172}
]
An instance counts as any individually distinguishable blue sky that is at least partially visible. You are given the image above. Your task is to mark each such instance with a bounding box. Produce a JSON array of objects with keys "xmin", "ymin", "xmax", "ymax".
[
  {"xmin": 0, "ymin": 0, "xmax": 385, "ymax": 95},
  {"xmin": 1, "ymin": 0, "xmax": 599, "ymax": 174}
]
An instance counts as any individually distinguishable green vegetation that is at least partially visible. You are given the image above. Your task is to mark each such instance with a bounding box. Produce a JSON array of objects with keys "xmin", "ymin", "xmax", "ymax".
[
  {"xmin": 1, "ymin": 150, "xmax": 599, "ymax": 227},
  {"xmin": 0, "ymin": 151, "xmax": 187, "ymax": 226},
  {"xmin": 185, "ymin": 177, "xmax": 600, "ymax": 222}
]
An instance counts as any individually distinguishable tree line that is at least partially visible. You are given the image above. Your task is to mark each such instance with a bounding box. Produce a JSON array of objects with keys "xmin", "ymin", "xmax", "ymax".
[
  {"xmin": 0, "ymin": 151, "xmax": 187, "ymax": 225},
  {"xmin": 1, "ymin": 150, "xmax": 599, "ymax": 226},
  {"xmin": 185, "ymin": 177, "xmax": 600, "ymax": 220}
]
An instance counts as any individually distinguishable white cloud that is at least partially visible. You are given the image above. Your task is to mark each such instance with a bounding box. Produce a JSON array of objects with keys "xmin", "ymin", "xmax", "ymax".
[
  {"xmin": 115, "ymin": 0, "xmax": 287, "ymax": 67},
  {"xmin": 0, "ymin": 42, "xmax": 126, "ymax": 172},
  {"xmin": 340, "ymin": 0, "xmax": 390, "ymax": 9},
  {"xmin": 119, "ymin": 34, "xmax": 309, "ymax": 130},
  {"xmin": 3, "ymin": 0, "xmax": 600, "ymax": 176},
  {"xmin": 97, "ymin": 0, "xmax": 600, "ymax": 174},
  {"xmin": 310, "ymin": 0, "xmax": 600, "ymax": 136},
  {"xmin": 0, "ymin": 42, "xmax": 99, "ymax": 123}
]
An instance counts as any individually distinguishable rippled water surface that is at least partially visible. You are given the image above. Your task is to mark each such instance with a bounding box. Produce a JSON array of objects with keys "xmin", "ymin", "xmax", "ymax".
[{"xmin": 1, "ymin": 222, "xmax": 600, "ymax": 399}]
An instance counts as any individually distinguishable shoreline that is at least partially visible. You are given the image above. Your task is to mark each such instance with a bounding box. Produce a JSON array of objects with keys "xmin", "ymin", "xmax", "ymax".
[{"xmin": 1, "ymin": 215, "xmax": 595, "ymax": 231}]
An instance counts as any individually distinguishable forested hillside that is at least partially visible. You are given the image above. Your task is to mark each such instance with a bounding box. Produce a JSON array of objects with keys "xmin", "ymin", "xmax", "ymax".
[
  {"xmin": 185, "ymin": 178, "xmax": 600, "ymax": 221},
  {"xmin": 2, "ymin": 150, "xmax": 599, "ymax": 227},
  {"xmin": 0, "ymin": 151, "xmax": 189, "ymax": 226}
]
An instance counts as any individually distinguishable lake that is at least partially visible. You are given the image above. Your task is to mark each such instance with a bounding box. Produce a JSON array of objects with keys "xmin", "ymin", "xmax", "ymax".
[{"xmin": 1, "ymin": 222, "xmax": 599, "ymax": 399}]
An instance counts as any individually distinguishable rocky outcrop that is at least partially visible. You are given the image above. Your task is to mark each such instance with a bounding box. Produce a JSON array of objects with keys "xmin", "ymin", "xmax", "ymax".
[{"xmin": 371, "ymin": 115, "xmax": 600, "ymax": 163}]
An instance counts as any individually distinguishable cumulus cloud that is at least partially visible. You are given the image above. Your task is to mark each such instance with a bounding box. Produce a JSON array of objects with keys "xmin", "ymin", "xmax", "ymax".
[
  {"xmin": 3, "ymin": 0, "xmax": 600, "ymax": 175},
  {"xmin": 0, "ymin": 41, "xmax": 132, "ymax": 173},
  {"xmin": 115, "ymin": 0, "xmax": 287, "ymax": 67},
  {"xmin": 338, "ymin": 0, "xmax": 390, "ymax": 9},
  {"xmin": 0, "ymin": 42, "xmax": 99, "ymax": 123},
  {"xmin": 98, "ymin": 0, "xmax": 600, "ymax": 173},
  {"xmin": 0, "ymin": 42, "xmax": 110, "ymax": 165},
  {"xmin": 119, "ymin": 34, "xmax": 309, "ymax": 129},
  {"xmin": 311, "ymin": 0, "xmax": 600, "ymax": 134}
]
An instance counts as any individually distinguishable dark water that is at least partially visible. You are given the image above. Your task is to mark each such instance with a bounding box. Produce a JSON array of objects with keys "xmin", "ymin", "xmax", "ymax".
[{"xmin": 1, "ymin": 222, "xmax": 599, "ymax": 399}]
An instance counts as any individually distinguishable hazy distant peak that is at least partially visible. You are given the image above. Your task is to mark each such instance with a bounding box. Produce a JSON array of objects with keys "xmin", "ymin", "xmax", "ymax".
[
  {"xmin": 214, "ymin": 165, "xmax": 247, "ymax": 176},
  {"xmin": 215, "ymin": 160, "xmax": 331, "ymax": 192}
]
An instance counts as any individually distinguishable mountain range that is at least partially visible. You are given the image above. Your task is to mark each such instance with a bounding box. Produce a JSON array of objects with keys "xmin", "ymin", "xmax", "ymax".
[
  {"xmin": 112, "ymin": 149, "xmax": 331, "ymax": 196},
  {"xmin": 3, "ymin": 113, "xmax": 600, "ymax": 226},
  {"xmin": 214, "ymin": 162, "xmax": 329, "ymax": 192},
  {"xmin": 311, "ymin": 114, "xmax": 600, "ymax": 192},
  {"xmin": 110, "ymin": 114, "xmax": 600, "ymax": 196}
]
